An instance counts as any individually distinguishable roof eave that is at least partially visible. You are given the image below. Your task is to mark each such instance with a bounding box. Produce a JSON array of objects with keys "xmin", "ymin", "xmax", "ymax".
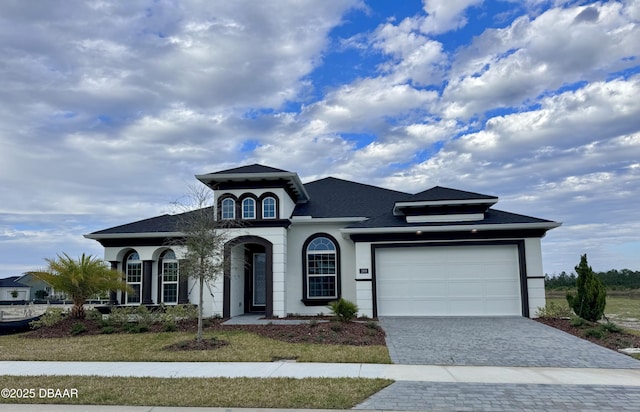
[
  {"xmin": 195, "ymin": 171, "xmax": 310, "ymax": 203},
  {"xmin": 84, "ymin": 232, "xmax": 185, "ymax": 240},
  {"xmin": 341, "ymin": 221, "xmax": 562, "ymax": 236}
]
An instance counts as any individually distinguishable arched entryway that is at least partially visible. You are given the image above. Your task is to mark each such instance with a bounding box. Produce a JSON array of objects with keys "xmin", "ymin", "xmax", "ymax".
[{"xmin": 223, "ymin": 236, "xmax": 273, "ymax": 318}]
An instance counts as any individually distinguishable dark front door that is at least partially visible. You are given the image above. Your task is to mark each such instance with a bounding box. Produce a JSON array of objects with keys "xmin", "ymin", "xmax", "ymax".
[{"xmin": 245, "ymin": 244, "xmax": 266, "ymax": 313}]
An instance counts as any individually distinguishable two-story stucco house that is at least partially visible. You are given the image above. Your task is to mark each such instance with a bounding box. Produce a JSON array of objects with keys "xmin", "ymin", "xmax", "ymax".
[{"xmin": 85, "ymin": 164, "xmax": 560, "ymax": 319}]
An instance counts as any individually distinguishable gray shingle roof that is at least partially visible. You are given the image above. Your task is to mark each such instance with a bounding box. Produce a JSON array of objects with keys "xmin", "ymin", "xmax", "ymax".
[
  {"xmin": 0, "ymin": 276, "xmax": 28, "ymax": 288},
  {"xmin": 345, "ymin": 208, "xmax": 557, "ymax": 229},
  {"xmin": 87, "ymin": 166, "xmax": 558, "ymax": 236},
  {"xmin": 209, "ymin": 164, "xmax": 291, "ymax": 175},
  {"xmin": 292, "ymin": 177, "xmax": 412, "ymax": 218},
  {"xmin": 409, "ymin": 186, "xmax": 497, "ymax": 201}
]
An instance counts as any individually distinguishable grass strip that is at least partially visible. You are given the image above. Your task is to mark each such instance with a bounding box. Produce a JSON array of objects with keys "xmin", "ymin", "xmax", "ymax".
[
  {"xmin": 0, "ymin": 330, "xmax": 390, "ymax": 363},
  {"xmin": 0, "ymin": 375, "xmax": 393, "ymax": 409}
]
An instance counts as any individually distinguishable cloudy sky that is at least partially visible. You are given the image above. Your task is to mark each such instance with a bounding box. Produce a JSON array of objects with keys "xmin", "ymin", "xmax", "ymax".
[{"xmin": 1, "ymin": 0, "xmax": 639, "ymax": 278}]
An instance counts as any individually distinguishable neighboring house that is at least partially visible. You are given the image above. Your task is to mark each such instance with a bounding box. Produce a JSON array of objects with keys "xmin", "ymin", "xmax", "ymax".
[
  {"xmin": 0, "ymin": 276, "xmax": 31, "ymax": 301},
  {"xmin": 14, "ymin": 273, "xmax": 56, "ymax": 300},
  {"xmin": 85, "ymin": 164, "xmax": 561, "ymax": 319}
]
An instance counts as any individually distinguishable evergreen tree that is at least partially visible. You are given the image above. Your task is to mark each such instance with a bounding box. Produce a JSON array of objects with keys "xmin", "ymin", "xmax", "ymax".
[{"xmin": 566, "ymin": 254, "xmax": 606, "ymax": 321}]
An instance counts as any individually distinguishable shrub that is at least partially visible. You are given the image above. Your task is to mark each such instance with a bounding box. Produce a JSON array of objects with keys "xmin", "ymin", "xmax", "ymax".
[
  {"xmin": 70, "ymin": 322, "xmax": 87, "ymax": 335},
  {"xmin": 34, "ymin": 289, "xmax": 49, "ymax": 300},
  {"xmin": 584, "ymin": 328, "xmax": 605, "ymax": 339},
  {"xmin": 365, "ymin": 321, "xmax": 380, "ymax": 330},
  {"xmin": 107, "ymin": 306, "xmax": 136, "ymax": 326},
  {"xmin": 570, "ymin": 317, "xmax": 589, "ymax": 327},
  {"xmin": 602, "ymin": 322, "xmax": 623, "ymax": 333},
  {"xmin": 329, "ymin": 321, "xmax": 343, "ymax": 332},
  {"xmin": 30, "ymin": 307, "xmax": 67, "ymax": 329},
  {"xmin": 328, "ymin": 298, "xmax": 359, "ymax": 322},
  {"xmin": 535, "ymin": 301, "xmax": 573, "ymax": 318},
  {"xmin": 100, "ymin": 326, "xmax": 116, "ymax": 334},
  {"xmin": 163, "ymin": 323, "xmax": 177, "ymax": 332},
  {"xmin": 566, "ymin": 254, "xmax": 606, "ymax": 322},
  {"xmin": 134, "ymin": 305, "xmax": 154, "ymax": 329},
  {"xmin": 163, "ymin": 304, "xmax": 197, "ymax": 322}
]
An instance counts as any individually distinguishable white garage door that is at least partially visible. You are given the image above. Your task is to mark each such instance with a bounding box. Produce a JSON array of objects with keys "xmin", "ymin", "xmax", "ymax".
[{"xmin": 376, "ymin": 245, "xmax": 522, "ymax": 316}]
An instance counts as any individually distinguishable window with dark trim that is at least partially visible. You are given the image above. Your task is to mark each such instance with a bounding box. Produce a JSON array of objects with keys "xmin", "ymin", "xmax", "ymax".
[
  {"xmin": 125, "ymin": 251, "xmax": 142, "ymax": 304},
  {"xmin": 262, "ymin": 197, "xmax": 276, "ymax": 219},
  {"xmin": 160, "ymin": 249, "xmax": 178, "ymax": 304},
  {"xmin": 242, "ymin": 198, "xmax": 256, "ymax": 219},
  {"xmin": 221, "ymin": 198, "xmax": 235, "ymax": 220},
  {"xmin": 302, "ymin": 234, "xmax": 340, "ymax": 304}
]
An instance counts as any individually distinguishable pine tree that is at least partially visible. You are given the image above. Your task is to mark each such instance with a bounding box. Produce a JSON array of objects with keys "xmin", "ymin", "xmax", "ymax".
[{"xmin": 566, "ymin": 254, "xmax": 606, "ymax": 321}]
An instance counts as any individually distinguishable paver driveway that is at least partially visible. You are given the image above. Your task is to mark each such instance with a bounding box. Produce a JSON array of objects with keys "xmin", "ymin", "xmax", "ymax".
[
  {"xmin": 379, "ymin": 316, "xmax": 640, "ymax": 368},
  {"xmin": 357, "ymin": 317, "xmax": 640, "ymax": 411}
]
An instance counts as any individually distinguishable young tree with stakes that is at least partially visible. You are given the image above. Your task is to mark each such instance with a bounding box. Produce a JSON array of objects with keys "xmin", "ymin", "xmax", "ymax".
[{"xmin": 172, "ymin": 185, "xmax": 235, "ymax": 341}]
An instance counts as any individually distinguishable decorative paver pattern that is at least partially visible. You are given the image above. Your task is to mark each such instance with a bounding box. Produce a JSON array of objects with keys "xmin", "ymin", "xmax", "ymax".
[
  {"xmin": 354, "ymin": 382, "xmax": 640, "ymax": 411},
  {"xmin": 380, "ymin": 317, "xmax": 640, "ymax": 368}
]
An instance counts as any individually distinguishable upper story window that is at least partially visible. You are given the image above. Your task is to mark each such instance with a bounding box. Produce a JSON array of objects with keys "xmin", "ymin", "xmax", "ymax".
[
  {"xmin": 262, "ymin": 197, "xmax": 276, "ymax": 219},
  {"xmin": 242, "ymin": 198, "xmax": 256, "ymax": 219},
  {"xmin": 221, "ymin": 198, "xmax": 235, "ymax": 220}
]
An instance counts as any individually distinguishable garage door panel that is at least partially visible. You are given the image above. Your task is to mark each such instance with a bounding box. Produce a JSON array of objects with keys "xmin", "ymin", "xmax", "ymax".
[{"xmin": 376, "ymin": 245, "xmax": 521, "ymax": 317}]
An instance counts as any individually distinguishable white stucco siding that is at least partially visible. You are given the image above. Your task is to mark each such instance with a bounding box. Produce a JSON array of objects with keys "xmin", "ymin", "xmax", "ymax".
[
  {"xmin": 355, "ymin": 242, "xmax": 374, "ymax": 317},
  {"xmin": 524, "ymin": 238, "xmax": 546, "ymax": 317},
  {"xmin": 285, "ymin": 222, "xmax": 357, "ymax": 316}
]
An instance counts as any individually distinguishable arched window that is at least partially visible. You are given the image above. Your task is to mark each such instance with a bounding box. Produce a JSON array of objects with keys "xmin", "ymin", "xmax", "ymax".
[
  {"xmin": 303, "ymin": 235, "xmax": 340, "ymax": 301},
  {"xmin": 125, "ymin": 252, "xmax": 142, "ymax": 304},
  {"xmin": 242, "ymin": 198, "xmax": 256, "ymax": 219},
  {"xmin": 161, "ymin": 250, "xmax": 179, "ymax": 304},
  {"xmin": 262, "ymin": 197, "xmax": 276, "ymax": 219},
  {"xmin": 221, "ymin": 198, "xmax": 235, "ymax": 220}
]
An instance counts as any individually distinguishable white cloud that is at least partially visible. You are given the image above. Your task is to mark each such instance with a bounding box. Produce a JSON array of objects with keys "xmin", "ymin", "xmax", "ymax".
[
  {"xmin": 444, "ymin": 2, "xmax": 640, "ymax": 118},
  {"xmin": 0, "ymin": 1, "xmax": 639, "ymax": 277},
  {"xmin": 420, "ymin": 0, "xmax": 484, "ymax": 35}
]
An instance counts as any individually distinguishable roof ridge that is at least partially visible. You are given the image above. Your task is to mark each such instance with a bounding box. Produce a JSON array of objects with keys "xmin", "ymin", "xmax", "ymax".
[{"xmin": 304, "ymin": 176, "xmax": 411, "ymax": 196}]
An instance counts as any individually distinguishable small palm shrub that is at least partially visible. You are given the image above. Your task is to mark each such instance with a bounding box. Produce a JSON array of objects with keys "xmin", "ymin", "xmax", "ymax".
[{"xmin": 328, "ymin": 298, "xmax": 358, "ymax": 322}]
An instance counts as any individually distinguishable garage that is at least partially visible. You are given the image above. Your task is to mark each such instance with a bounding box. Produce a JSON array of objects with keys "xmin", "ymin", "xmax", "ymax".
[{"xmin": 375, "ymin": 244, "xmax": 522, "ymax": 316}]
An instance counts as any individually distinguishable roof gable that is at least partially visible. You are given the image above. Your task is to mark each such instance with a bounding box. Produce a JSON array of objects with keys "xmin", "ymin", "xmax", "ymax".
[
  {"xmin": 208, "ymin": 164, "xmax": 291, "ymax": 175},
  {"xmin": 410, "ymin": 186, "xmax": 497, "ymax": 201}
]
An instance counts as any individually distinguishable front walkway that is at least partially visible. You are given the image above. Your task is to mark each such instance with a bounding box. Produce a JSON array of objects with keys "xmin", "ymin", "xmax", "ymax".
[
  {"xmin": 2, "ymin": 360, "xmax": 640, "ymax": 386},
  {"xmin": 3, "ymin": 360, "xmax": 640, "ymax": 411}
]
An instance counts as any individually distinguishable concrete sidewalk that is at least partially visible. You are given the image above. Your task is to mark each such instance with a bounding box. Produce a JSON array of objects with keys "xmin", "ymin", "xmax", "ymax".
[{"xmin": 2, "ymin": 361, "xmax": 640, "ymax": 386}]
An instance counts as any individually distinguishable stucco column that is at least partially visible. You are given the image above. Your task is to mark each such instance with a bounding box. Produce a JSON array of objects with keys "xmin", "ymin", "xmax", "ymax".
[
  {"xmin": 178, "ymin": 259, "xmax": 189, "ymax": 304},
  {"xmin": 109, "ymin": 261, "xmax": 119, "ymax": 305},
  {"xmin": 142, "ymin": 260, "xmax": 153, "ymax": 304}
]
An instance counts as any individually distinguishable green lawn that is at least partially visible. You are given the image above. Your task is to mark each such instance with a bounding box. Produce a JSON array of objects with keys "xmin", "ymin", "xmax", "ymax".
[
  {"xmin": 0, "ymin": 329, "xmax": 392, "ymax": 408},
  {"xmin": 0, "ymin": 375, "xmax": 393, "ymax": 409},
  {"xmin": 0, "ymin": 329, "xmax": 390, "ymax": 363},
  {"xmin": 545, "ymin": 293, "xmax": 640, "ymax": 322}
]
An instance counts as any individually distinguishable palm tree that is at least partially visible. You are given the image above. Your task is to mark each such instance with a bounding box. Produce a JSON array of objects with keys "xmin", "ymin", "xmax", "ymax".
[{"xmin": 31, "ymin": 253, "xmax": 129, "ymax": 319}]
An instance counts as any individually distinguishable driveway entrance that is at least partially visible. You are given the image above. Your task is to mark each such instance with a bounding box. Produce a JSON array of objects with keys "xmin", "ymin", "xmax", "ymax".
[{"xmin": 379, "ymin": 317, "xmax": 640, "ymax": 368}]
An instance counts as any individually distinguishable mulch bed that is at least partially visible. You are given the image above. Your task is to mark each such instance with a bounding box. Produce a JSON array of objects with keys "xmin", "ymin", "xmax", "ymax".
[
  {"xmin": 24, "ymin": 316, "xmax": 387, "ymax": 346},
  {"xmin": 535, "ymin": 317, "xmax": 640, "ymax": 352}
]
